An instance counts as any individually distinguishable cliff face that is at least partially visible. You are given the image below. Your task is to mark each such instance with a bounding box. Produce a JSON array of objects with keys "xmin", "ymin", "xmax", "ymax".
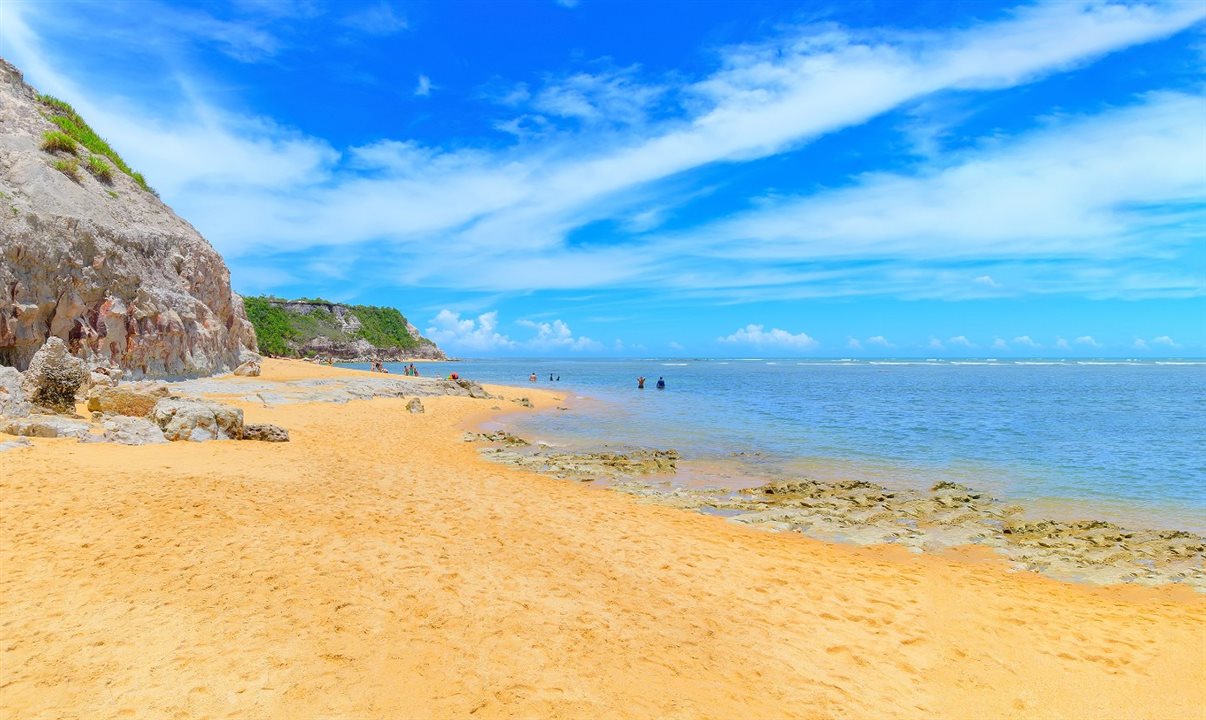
[
  {"xmin": 244, "ymin": 298, "xmax": 445, "ymax": 361},
  {"xmin": 0, "ymin": 58, "xmax": 256, "ymax": 377}
]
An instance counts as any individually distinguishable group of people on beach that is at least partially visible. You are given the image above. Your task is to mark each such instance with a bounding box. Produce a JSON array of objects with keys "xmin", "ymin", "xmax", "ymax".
[
  {"xmin": 529, "ymin": 372, "xmax": 560, "ymax": 382},
  {"xmin": 368, "ymin": 361, "xmax": 421, "ymax": 375},
  {"xmin": 636, "ymin": 376, "xmax": 666, "ymax": 390}
]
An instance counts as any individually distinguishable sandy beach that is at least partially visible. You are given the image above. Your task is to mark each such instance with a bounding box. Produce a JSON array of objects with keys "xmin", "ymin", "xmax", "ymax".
[{"xmin": 2, "ymin": 359, "xmax": 1204, "ymax": 719}]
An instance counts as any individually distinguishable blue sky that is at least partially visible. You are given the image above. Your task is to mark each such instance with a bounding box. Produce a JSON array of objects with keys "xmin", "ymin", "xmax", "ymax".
[{"xmin": 2, "ymin": 0, "xmax": 1203, "ymax": 357}]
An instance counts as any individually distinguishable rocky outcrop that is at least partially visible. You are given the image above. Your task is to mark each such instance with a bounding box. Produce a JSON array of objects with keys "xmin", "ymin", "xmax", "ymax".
[
  {"xmin": 100, "ymin": 415, "xmax": 167, "ymax": 445},
  {"xmin": 406, "ymin": 398, "xmax": 424, "ymax": 414},
  {"xmin": 1, "ymin": 414, "xmax": 91, "ymax": 438},
  {"xmin": 233, "ymin": 359, "xmax": 260, "ymax": 377},
  {"xmin": 86, "ymin": 382, "xmax": 170, "ymax": 417},
  {"xmin": 0, "ymin": 58, "xmax": 256, "ymax": 377},
  {"xmin": 21, "ymin": 337, "xmax": 86, "ymax": 413},
  {"xmin": 151, "ymin": 398, "xmax": 243, "ymax": 441},
  {"xmin": 244, "ymin": 297, "xmax": 444, "ymax": 361}
]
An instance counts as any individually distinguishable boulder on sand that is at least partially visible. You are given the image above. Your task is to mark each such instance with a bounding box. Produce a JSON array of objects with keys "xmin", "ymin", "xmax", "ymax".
[
  {"xmin": 99, "ymin": 415, "xmax": 168, "ymax": 445},
  {"xmin": 0, "ymin": 366, "xmax": 31, "ymax": 418},
  {"xmin": 86, "ymin": 383, "xmax": 171, "ymax": 417},
  {"xmin": 406, "ymin": 398, "xmax": 424, "ymax": 414},
  {"xmin": 233, "ymin": 359, "xmax": 261, "ymax": 377},
  {"xmin": 21, "ymin": 337, "xmax": 87, "ymax": 413},
  {"xmin": 151, "ymin": 398, "xmax": 243, "ymax": 441}
]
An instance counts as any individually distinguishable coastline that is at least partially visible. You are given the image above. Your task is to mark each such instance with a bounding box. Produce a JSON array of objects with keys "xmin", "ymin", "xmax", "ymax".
[{"xmin": 2, "ymin": 358, "xmax": 1204, "ymax": 718}]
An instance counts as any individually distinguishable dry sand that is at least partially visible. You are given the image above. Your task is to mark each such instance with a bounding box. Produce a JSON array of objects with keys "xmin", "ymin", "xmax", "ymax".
[{"xmin": 2, "ymin": 359, "xmax": 1204, "ymax": 719}]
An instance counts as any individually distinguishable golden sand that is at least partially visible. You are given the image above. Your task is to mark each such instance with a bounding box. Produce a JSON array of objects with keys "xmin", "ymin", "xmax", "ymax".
[{"xmin": 1, "ymin": 359, "xmax": 1203, "ymax": 719}]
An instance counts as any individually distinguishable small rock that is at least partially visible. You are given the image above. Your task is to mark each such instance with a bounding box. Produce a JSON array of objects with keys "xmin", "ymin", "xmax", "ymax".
[
  {"xmin": 515, "ymin": 397, "xmax": 533, "ymax": 408},
  {"xmin": 233, "ymin": 359, "xmax": 261, "ymax": 377},
  {"xmin": 243, "ymin": 423, "xmax": 289, "ymax": 442},
  {"xmin": 406, "ymin": 398, "xmax": 424, "ymax": 414}
]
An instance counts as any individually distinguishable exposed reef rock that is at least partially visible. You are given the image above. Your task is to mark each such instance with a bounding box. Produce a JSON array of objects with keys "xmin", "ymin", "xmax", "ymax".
[
  {"xmin": 21, "ymin": 337, "xmax": 86, "ymax": 413},
  {"xmin": 0, "ymin": 58, "xmax": 256, "ymax": 377}
]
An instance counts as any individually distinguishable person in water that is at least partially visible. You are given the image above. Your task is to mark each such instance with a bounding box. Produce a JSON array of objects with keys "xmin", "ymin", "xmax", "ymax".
[
  {"xmin": 656, "ymin": 377, "xmax": 665, "ymax": 389},
  {"xmin": 637, "ymin": 376, "xmax": 645, "ymax": 389},
  {"xmin": 529, "ymin": 373, "xmax": 538, "ymax": 382}
]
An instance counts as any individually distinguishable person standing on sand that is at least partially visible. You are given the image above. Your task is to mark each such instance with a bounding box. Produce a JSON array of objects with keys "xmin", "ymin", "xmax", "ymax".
[{"xmin": 637, "ymin": 376, "xmax": 645, "ymax": 389}]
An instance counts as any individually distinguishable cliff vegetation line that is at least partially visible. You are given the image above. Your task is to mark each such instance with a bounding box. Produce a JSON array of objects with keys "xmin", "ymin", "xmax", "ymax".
[
  {"xmin": 36, "ymin": 93, "xmax": 154, "ymax": 194},
  {"xmin": 243, "ymin": 296, "xmax": 442, "ymax": 360}
]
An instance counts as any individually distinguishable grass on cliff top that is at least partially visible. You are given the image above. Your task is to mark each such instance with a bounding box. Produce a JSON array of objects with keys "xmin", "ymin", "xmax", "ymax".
[
  {"xmin": 41, "ymin": 130, "xmax": 77, "ymax": 154},
  {"xmin": 37, "ymin": 94, "xmax": 155, "ymax": 195},
  {"xmin": 242, "ymin": 296, "xmax": 422, "ymax": 356}
]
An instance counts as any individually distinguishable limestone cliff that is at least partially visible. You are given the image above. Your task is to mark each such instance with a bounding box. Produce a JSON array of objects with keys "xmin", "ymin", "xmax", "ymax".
[
  {"xmin": 0, "ymin": 57, "xmax": 256, "ymax": 377},
  {"xmin": 244, "ymin": 297, "xmax": 445, "ymax": 361}
]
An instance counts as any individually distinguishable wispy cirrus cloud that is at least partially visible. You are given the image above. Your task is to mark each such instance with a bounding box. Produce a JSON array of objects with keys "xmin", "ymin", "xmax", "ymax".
[{"xmin": 2, "ymin": 0, "xmax": 1204, "ymax": 307}]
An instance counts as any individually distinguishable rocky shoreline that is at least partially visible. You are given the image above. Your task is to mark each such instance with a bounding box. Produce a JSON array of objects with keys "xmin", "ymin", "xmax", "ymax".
[{"xmin": 469, "ymin": 434, "xmax": 1206, "ymax": 591}]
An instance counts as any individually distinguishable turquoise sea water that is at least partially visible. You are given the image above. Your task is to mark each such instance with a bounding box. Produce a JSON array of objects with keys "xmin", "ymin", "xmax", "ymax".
[{"xmin": 352, "ymin": 358, "xmax": 1206, "ymax": 532}]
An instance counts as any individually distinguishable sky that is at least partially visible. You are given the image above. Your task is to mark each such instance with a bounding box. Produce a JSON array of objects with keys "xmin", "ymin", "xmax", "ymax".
[{"xmin": 1, "ymin": 0, "xmax": 1203, "ymax": 357}]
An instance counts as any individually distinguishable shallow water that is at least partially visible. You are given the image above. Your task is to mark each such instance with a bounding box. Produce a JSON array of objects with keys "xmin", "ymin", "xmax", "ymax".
[{"xmin": 349, "ymin": 358, "xmax": 1206, "ymax": 532}]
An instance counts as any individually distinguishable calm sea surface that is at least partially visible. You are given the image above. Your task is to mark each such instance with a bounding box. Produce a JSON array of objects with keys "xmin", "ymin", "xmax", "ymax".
[{"xmin": 350, "ymin": 358, "xmax": 1206, "ymax": 532}]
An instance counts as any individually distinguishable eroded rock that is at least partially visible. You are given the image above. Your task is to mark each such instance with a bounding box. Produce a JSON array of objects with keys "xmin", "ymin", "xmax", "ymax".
[
  {"xmin": 21, "ymin": 337, "xmax": 87, "ymax": 413},
  {"xmin": 1, "ymin": 414, "xmax": 90, "ymax": 438},
  {"xmin": 243, "ymin": 423, "xmax": 289, "ymax": 442},
  {"xmin": 100, "ymin": 415, "xmax": 168, "ymax": 445},
  {"xmin": 0, "ymin": 366, "xmax": 31, "ymax": 418},
  {"xmin": 86, "ymin": 383, "xmax": 171, "ymax": 417},
  {"xmin": 233, "ymin": 359, "xmax": 261, "ymax": 377},
  {"xmin": 406, "ymin": 398, "xmax": 424, "ymax": 414},
  {"xmin": 151, "ymin": 398, "xmax": 243, "ymax": 441}
]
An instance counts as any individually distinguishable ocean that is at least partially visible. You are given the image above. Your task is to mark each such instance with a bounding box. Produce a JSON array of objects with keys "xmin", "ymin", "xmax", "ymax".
[{"xmin": 351, "ymin": 358, "xmax": 1206, "ymax": 533}]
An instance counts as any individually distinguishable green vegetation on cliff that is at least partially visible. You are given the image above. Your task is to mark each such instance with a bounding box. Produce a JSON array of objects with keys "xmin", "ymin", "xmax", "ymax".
[
  {"xmin": 242, "ymin": 296, "xmax": 433, "ymax": 357},
  {"xmin": 36, "ymin": 93, "xmax": 154, "ymax": 194}
]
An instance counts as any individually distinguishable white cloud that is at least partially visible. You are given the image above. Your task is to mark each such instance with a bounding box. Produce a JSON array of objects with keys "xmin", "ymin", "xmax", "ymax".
[
  {"xmin": 4, "ymin": 0, "xmax": 1204, "ymax": 300},
  {"xmin": 992, "ymin": 338, "xmax": 1008, "ymax": 349},
  {"xmin": 555, "ymin": 0, "xmax": 580, "ymax": 7},
  {"xmin": 719, "ymin": 324, "xmax": 818, "ymax": 349},
  {"xmin": 517, "ymin": 319, "xmax": 601, "ymax": 351},
  {"xmin": 928, "ymin": 338, "xmax": 944, "ymax": 350},
  {"xmin": 1153, "ymin": 335, "xmax": 1180, "ymax": 347},
  {"xmin": 1075, "ymin": 335, "xmax": 1100, "ymax": 347},
  {"xmin": 414, "ymin": 74, "xmax": 433, "ymax": 97},
  {"xmin": 668, "ymin": 341, "xmax": 684, "ymax": 350},
  {"xmin": 948, "ymin": 335, "xmax": 974, "ymax": 347},
  {"xmin": 425, "ymin": 310, "xmax": 516, "ymax": 351},
  {"xmin": 866, "ymin": 335, "xmax": 893, "ymax": 348},
  {"xmin": 1054, "ymin": 337, "xmax": 1071, "ymax": 350},
  {"xmin": 974, "ymin": 275, "xmax": 999, "ymax": 287},
  {"xmin": 341, "ymin": 2, "xmax": 408, "ymax": 35},
  {"xmin": 1012, "ymin": 335, "xmax": 1040, "ymax": 348},
  {"xmin": 847, "ymin": 338, "xmax": 862, "ymax": 350},
  {"xmin": 1133, "ymin": 338, "xmax": 1150, "ymax": 350}
]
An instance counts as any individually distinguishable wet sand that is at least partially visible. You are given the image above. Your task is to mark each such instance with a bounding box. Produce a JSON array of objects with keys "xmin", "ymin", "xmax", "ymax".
[{"xmin": 1, "ymin": 359, "xmax": 1204, "ymax": 719}]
